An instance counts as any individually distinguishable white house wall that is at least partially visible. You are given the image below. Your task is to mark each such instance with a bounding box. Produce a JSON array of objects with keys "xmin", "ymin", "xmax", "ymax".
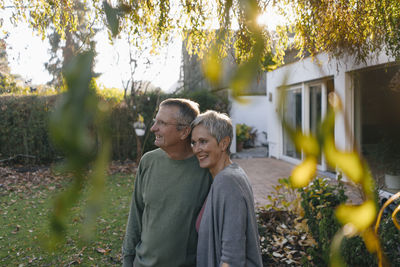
[
  {"xmin": 266, "ymin": 51, "xmax": 395, "ymax": 165},
  {"xmin": 230, "ymin": 95, "xmax": 269, "ymax": 153}
]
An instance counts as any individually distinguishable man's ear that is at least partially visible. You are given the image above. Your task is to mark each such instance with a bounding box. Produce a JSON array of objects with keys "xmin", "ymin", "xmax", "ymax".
[
  {"xmin": 180, "ymin": 126, "xmax": 191, "ymax": 140},
  {"xmin": 220, "ymin": 136, "xmax": 230, "ymax": 152}
]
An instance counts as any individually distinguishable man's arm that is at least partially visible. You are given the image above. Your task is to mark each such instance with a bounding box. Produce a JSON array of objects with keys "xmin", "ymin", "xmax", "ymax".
[{"xmin": 122, "ymin": 165, "xmax": 145, "ymax": 266}]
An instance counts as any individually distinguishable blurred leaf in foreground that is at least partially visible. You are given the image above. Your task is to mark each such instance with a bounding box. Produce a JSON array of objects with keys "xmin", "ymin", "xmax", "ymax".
[
  {"xmin": 336, "ymin": 200, "xmax": 377, "ymax": 233},
  {"xmin": 48, "ymin": 51, "xmax": 111, "ymax": 248},
  {"xmin": 290, "ymin": 157, "xmax": 317, "ymax": 188}
]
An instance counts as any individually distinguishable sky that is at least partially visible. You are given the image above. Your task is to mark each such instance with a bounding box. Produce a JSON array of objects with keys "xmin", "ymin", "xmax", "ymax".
[
  {"xmin": 0, "ymin": 4, "xmax": 287, "ymax": 93},
  {"xmin": 1, "ymin": 19, "xmax": 182, "ymax": 92}
]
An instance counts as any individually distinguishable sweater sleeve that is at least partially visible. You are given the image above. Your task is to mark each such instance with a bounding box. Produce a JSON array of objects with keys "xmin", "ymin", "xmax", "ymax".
[
  {"xmin": 122, "ymin": 161, "xmax": 145, "ymax": 267},
  {"xmin": 217, "ymin": 179, "xmax": 247, "ymax": 267}
]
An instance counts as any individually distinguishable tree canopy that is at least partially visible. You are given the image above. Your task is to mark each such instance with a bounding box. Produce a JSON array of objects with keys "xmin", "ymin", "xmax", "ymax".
[
  {"xmin": 281, "ymin": 0, "xmax": 400, "ymax": 61},
  {"xmin": 2, "ymin": 0, "xmax": 399, "ymax": 64},
  {"xmin": 2, "ymin": 0, "xmax": 399, "ymax": 94}
]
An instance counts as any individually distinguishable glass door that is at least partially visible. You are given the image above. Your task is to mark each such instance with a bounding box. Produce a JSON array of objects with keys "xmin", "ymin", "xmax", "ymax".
[
  {"xmin": 283, "ymin": 88, "xmax": 302, "ymax": 159},
  {"xmin": 309, "ymin": 85, "xmax": 322, "ymax": 164}
]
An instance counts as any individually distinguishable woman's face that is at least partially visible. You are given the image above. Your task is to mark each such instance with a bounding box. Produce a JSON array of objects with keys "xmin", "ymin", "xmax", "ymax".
[{"xmin": 191, "ymin": 125, "xmax": 225, "ymax": 173}]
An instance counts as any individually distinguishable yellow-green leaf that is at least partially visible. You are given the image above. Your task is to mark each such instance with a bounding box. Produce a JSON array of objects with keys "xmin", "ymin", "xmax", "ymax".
[
  {"xmin": 324, "ymin": 139, "xmax": 364, "ymax": 183},
  {"xmin": 294, "ymin": 132, "xmax": 319, "ymax": 157},
  {"xmin": 336, "ymin": 200, "xmax": 377, "ymax": 232},
  {"xmin": 290, "ymin": 157, "xmax": 317, "ymax": 188},
  {"xmin": 202, "ymin": 46, "xmax": 223, "ymax": 85},
  {"xmin": 362, "ymin": 228, "xmax": 381, "ymax": 253}
]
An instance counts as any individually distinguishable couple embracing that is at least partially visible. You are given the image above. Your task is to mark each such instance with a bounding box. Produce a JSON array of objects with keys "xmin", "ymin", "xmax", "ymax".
[{"xmin": 122, "ymin": 98, "xmax": 262, "ymax": 267}]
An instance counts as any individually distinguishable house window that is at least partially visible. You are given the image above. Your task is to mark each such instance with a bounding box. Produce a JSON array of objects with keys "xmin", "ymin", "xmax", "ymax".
[
  {"xmin": 282, "ymin": 79, "xmax": 333, "ymax": 170},
  {"xmin": 283, "ymin": 87, "xmax": 302, "ymax": 159}
]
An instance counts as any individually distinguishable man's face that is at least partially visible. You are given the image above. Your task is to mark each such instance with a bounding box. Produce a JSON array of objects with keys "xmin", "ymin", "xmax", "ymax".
[{"xmin": 150, "ymin": 105, "xmax": 185, "ymax": 150}]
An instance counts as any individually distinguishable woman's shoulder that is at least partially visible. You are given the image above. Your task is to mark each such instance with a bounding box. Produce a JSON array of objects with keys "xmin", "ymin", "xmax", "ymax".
[
  {"xmin": 216, "ymin": 163, "xmax": 246, "ymax": 179},
  {"xmin": 214, "ymin": 163, "xmax": 248, "ymax": 189}
]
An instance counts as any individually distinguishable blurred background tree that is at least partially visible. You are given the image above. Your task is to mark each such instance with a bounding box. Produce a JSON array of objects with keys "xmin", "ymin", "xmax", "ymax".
[{"xmin": 44, "ymin": 0, "xmax": 99, "ymax": 88}]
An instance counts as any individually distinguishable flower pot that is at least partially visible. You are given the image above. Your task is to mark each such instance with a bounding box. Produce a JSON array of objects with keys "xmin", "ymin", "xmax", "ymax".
[
  {"xmin": 237, "ymin": 141, "xmax": 244, "ymax": 152},
  {"xmin": 384, "ymin": 173, "xmax": 400, "ymax": 190}
]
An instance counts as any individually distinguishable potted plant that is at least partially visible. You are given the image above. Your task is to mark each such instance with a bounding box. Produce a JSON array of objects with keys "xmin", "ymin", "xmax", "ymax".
[
  {"xmin": 380, "ymin": 136, "xmax": 400, "ymax": 190},
  {"xmin": 236, "ymin": 123, "xmax": 252, "ymax": 152}
]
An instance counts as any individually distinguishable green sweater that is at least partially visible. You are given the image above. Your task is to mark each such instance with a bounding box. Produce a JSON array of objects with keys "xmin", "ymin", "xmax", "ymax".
[{"xmin": 122, "ymin": 148, "xmax": 212, "ymax": 267}]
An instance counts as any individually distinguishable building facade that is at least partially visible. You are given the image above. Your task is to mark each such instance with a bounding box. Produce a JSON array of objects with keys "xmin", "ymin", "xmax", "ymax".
[{"xmin": 231, "ymin": 51, "xmax": 400, "ymax": 184}]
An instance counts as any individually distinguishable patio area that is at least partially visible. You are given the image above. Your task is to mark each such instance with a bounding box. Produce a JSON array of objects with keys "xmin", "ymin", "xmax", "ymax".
[{"xmin": 232, "ymin": 147, "xmax": 364, "ymax": 207}]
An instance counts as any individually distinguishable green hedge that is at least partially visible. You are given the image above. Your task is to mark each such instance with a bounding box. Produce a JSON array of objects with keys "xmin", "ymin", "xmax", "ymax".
[
  {"xmin": 0, "ymin": 95, "xmax": 59, "ymax": 163},
  {"xmin": 0, "ymin": 89, "xmax": 229, "ymax": 164}
]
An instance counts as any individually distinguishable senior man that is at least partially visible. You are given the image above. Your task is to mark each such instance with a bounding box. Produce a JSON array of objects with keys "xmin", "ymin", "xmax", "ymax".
[{"xmin": 122, "ymin": 98, "xmax": 212, "ymax": 267}]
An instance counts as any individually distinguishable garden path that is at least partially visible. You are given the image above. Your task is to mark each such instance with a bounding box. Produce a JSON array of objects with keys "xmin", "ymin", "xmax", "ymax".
[{"xmin": 232, "ymin": 147, "xmax": 363, "ymax": 208}]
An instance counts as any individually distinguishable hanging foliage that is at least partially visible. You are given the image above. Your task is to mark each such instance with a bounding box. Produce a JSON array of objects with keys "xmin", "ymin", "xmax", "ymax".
[{"xmin": 279, "ymin": 0, "xmax": 400, "ymax": 61}]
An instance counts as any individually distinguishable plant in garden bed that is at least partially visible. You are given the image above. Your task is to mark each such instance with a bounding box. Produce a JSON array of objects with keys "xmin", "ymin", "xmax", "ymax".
[
  {"xmin": 298, "ymin": 176, "xmax": 348, "ymax": 265},
  {"xmin": 257, "ymin": 177, "xmax": 315, "ymax": 266},
  {"xmin": 259, "ymin": 176, "xmax": 400, "ymax": 266},
  {"xmin": 298, "ymin": 176, "xmax": 400, "ymax": 266}
]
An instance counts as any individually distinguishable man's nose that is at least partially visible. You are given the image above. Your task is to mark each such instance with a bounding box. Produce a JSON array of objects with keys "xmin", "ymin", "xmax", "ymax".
[{"xmin": 150, "ymin": 122, "xmax": 157, "ymax": 132}]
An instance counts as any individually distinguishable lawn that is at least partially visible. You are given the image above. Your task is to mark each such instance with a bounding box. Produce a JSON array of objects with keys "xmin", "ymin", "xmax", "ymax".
[
  {"xmin": 0, "ymin": 165, "xmax": 134, "ymax": 266},
  {"xmin": 0, "ymin": 163, "xmax": 314, "ymax": 266}
]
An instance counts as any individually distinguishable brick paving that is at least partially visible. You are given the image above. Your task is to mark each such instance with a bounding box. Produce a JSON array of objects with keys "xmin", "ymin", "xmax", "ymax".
[
  {"xmin": 232, "ymin": 148, "xmax": 363, "ymax": 208},
  {"xmin": 233, "ymin": 157, "xmax": 293, "ymax": 207}
]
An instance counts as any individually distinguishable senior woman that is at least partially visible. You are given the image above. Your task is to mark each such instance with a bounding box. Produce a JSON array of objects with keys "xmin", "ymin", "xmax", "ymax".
[{"xmin": 191, "ymin": 110, "xmax": 263, "ymax": 267}]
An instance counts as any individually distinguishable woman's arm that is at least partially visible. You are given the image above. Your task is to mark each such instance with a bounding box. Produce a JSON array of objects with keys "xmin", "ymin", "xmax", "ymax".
[
  {"xmin": 221, "ymin": 262, "xmax": 230, "ymax": 267},
  {"xmin": 218, "ymin": 185, "xmax": 247, "ymax": 266}
]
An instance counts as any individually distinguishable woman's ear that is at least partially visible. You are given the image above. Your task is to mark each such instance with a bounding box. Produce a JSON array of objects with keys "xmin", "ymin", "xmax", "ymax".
[{"xmin": 220, "ymin": 136, "xmax": 230, "ymax": 152}]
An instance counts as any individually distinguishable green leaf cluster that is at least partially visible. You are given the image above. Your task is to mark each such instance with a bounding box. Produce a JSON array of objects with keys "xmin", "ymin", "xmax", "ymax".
[
  {"xmin": 236, "ymin": 123, "xmax": 253, "ymax": 143},
  {"xmin": 299, "ymin": 177, "xmax": 348, "ymax": 265},
  {"xmin": 280, "ymin": 0, "xmax": 400, "ymax": 61},
  {"xmin": 47, "ymin": 51, "xmax": 112, "ymax": 247},
  {"xmin": 265, "ymin": 177, "xmax": 301, "ymax": 213},
  {"xmin": 0, "ymin": 74, "xmax": 29, "ymax": 95}
]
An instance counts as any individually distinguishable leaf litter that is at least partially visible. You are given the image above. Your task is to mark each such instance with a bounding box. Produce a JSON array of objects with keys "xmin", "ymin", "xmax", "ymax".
[{"xmin": 257, "ymin": 209, "xmax": 316, "ymax": 266}]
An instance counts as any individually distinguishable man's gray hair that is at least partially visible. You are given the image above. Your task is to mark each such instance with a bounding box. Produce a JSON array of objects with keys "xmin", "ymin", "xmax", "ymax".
[
  {"xmin": 160, "ymin": 98, "xmax": 200, "ymax": 129},
  {"xmin": 191, "ymin": 110, "xmax": 233, "ymax": 152}
]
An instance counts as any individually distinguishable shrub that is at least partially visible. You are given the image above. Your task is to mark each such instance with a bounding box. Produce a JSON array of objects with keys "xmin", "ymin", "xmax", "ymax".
[
  {"xmin": 265, "ymin": 177, "xmax": 301, "ymax": 212},
  {"xmin": 299, "ymin": 176, "xmax": 400, "ymax": 266},
  {"xmin": 0, "ymin": 95, "xmax": 60, "ymax": 164},
  {"xmin": 0, "ymin": 74, "xmax": 29, "ymax": 95},
  {"xmin": 299, "ymin": 176, "xmax": 348, "ymax": 265},
  {"xmin": 175, "ymin": 88, "xmax": 230, "ymax": 114},
  {"xmin": 0, "ymin": 88, "xmax": 230, "ymax": 164},
  {"xmin": 377, "ymin": 212, "xmax": 400, "ymax": 266}
]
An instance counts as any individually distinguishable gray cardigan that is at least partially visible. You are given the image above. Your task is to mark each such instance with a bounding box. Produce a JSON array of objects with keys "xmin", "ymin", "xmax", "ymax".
[{"xmin": 197, "ymin": 163, "xmax": 263, "ymax": 267}]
